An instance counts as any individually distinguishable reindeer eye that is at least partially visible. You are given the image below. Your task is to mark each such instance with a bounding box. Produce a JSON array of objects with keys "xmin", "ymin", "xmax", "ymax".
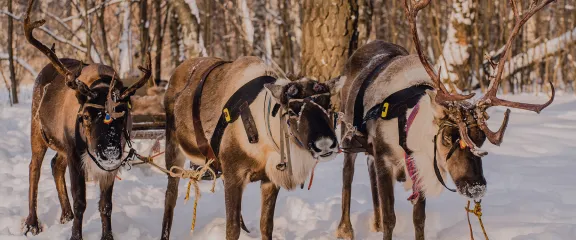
[
  {"xmin": 83, "ymin": 114, "xmax": 91, "ymax": 121},
  {"xmin": 443, "ymin": 135, "xmax": 452, "ymax": 145},
  {"xmin": 313, "ymin": 83, "xmax": 326, "ymax": 92},
  {"xmin": 286, "ymin": 85, "xmax": 299, "ymax": 97}
]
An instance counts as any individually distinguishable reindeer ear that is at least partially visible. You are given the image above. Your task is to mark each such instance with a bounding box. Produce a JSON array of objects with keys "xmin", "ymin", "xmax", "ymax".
[
  {"xmin": 75, "ymin": 91, "xmax": 89, "ymax": 105},
  {"xmin": 264, "ymin": 83, "xmax": 284, "ymax": 101},
  {"xmin": 425, "ymin": 89, "xmax": 445, "ymax": 118},
  {"xmin": 326, "ymin": 76, "xmax": 344, "ymax": 96}
]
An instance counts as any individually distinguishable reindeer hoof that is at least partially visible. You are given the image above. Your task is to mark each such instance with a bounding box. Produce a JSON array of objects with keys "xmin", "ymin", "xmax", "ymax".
[
  {"xmin": 59, "ymin": 211, "xmax": 74, "ymax": 224},
  {"xmin": 370, "ymin": 216, "xmax": 383, "ymax": 232},
  {"xmin": 22, "ymin": 218, "xmax": 43, "ymax": 236},
  {"xmin": 335, "ymin": 222, "xmax": 354, "ymax": 239},
  {"xmin": 101, "ymin": 232, "xmax": 114, "ymax": 240},
  {"xmin": 69, "ymin": 233, "xmax": 83, "ymax": 240}
]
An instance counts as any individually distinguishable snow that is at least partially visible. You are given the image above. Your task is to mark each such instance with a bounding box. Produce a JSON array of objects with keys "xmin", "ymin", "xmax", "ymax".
[{"xmin": 1, "ymin": 87, "xmax": 576, "ymax": 239}]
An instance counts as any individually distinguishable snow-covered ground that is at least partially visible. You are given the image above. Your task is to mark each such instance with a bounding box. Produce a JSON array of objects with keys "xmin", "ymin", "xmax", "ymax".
[{"xmin": 1, "ymin": 87, "xmax": 575, "ymax": 240}]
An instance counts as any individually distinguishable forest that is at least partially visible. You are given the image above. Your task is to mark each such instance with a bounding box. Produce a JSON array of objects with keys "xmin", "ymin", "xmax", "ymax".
[{"xmin": 1, "ymin": 0, "xmax": 574, "ymax": 104}]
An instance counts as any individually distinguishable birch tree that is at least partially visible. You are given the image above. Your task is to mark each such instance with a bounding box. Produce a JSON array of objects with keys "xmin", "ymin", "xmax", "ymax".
[
  {"xmin": 7, "ymin": 0, "xmax": 18, "ymax": 103},
  {"xmin": 435, "ymin": 0, "xmax": 477, "ymax": 91}
]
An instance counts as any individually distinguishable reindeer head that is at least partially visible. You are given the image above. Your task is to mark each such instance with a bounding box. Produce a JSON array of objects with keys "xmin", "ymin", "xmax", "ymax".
[
  {"xmin": 405, "ymin": 0, "xmax": 555, "ymax": 199},
  {"xmin": 24, "ymin": 0, "xmax": 151, "ymax": 171},
  {"xmin": 265, "ymin": 78, "xmax": 338, "ymax": 161}
]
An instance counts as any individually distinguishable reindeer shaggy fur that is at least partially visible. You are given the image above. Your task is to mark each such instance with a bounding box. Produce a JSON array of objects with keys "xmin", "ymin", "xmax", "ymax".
[
  {"xmin": 161, "ymin": 57, "xmax": 338, "ymax": 240},
  {"xmin": 334, "ymin": 41, "xmax": 488, "ymax": 240}
]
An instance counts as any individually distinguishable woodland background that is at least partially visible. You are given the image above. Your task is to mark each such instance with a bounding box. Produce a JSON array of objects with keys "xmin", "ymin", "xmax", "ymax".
[{"xmin": 0, "ymin": 0, "xmax": 574, "ymax": 104}]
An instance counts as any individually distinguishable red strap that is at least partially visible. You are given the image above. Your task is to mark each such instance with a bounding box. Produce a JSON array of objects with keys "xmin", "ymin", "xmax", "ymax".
[{"xmin": 404, "ymin": 103, "xmax": 421, "ymax": 203}]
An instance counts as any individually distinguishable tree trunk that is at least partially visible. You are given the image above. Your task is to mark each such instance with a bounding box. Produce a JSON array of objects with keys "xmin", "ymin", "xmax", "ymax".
[
  {"xmin": 171, "ymin": 0, "xmax": 202, "ymax": 58},
  {"xmin": 7, "ymin": 0, "xmax": 18, "ymax": 104},
  {"xmin": 169, "ymin": 8, "xmax": 183, "ymax": 67},
  {"xmin": 81, "ymin": 0, "xmax": 94, "ymax": 63},
  {"xmin": 119, "ymin": 0, "xmax": 133, "ymax": 78},
  {"xmin": 98, "ymin": 0, "xmax": 113, "ymax": 65},
  {"xmin": 436, "ymin": 0, "xmax": 477, "ymax": 91},
  {"xmin": 153, "ymin": 0, "xmax": 162, "ymax": 83},
  {"xmin": 279, "ymin": 0, "xmax": 295, "ymax": 73},
  {"xmin": 140, "ymin": 0, "xmax": 150, "ymax": 66},
  {"xmin": 357, "ymin": 0, "xmax": 373, "ymax": 46},
  {"xmin": 301, "ymin": 0, "xmax": 359, "ymax": 82},
  {"xmin": 252, "ymin": 0, "xmax": 266, "ymax": 58}
]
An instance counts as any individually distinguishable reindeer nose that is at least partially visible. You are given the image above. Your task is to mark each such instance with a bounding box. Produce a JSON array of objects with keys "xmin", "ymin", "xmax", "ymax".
[
  {"xmin": 456, "ymin": 178, "xmax": 487, "ymax": 200},
  {"xmin": 103, "ymin": 146, "xmax": 121, "ymax": 160},
  {"xmin": 312, "ymin": 137, "xmax": 337, "ymax": 153}
]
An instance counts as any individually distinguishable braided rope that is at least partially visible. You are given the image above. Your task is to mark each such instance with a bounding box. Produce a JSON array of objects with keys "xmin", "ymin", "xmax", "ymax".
[
  {"xmin": 337, "ymin": 112, "xmax": 358, "ymax": 140},
  {"xmin": 466, "ymin": 200, "xmax": 490, "ymax": 240},
  {"xmin": 134, "ymin": 154, "xmax": 216, "ymax": 233}
]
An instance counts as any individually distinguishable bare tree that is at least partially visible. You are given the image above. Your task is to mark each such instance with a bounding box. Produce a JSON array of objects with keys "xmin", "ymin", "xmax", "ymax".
[
  {"xmin": 153, "ymin": 0, "xmax": 163, "ymax": 83},
  {"xmin": 301, "ymin": 0, "xmax": 359, "ymax": 81},
  {"xmin": 140, "ymin": 0, "xmax": 150, "ymax": 66},
  {"xmin": 171, "ymin": 0, "xmax": 203, "ymax": 57},
  {"xmin": 252, "ymin": 0, "xmax": 266, "ymax": 58},
  {"xmin": 97, "ymin": 0, "xmax": 113, "ymax": 65},
  {"xmin": 7, "ymin": 0, "xmax": 18, "ymax": 104}
]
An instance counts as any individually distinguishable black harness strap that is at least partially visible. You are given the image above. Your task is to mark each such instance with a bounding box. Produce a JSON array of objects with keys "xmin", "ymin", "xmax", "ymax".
[
  {"xmin": 363, "ymin": 85, "xmax": 433, "ymax": 127},
  {"xmin": 210, "ymin": 76, "xmax": 277, "ymax": 157},
  {"xmin": 433, "ymin": 135, "xmax": 457, "ymax": 192},
  {"xmin": 353, "ymin": 61, "xmax": 389, "ymax": 134}
]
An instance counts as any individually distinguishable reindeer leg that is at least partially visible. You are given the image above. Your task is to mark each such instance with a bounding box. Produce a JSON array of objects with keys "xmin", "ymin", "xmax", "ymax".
[
  {"xmin": 413, "ymin": 195, "xmax": 426, "ymax": 240},
  {"xmin": 160, "ymin": 128, "xmax": 185, "ymax": 240},
  {"xmin": 372, "ymin": 144, "xmax": 396, "ymax": 240},
  {"xmin": 223, "ymin": 172, "xmax": 245, "ymax": 240},
  {"xmin": 336, "ymin": 151, "xmax": 357, "ymax": 239},
  {"xmin": 68, "ymin": 154, "xmax": 87, "ymax": 240},
  {"xmin": 51, "ymin": 153, "xmax": 74, "ymax": 224},
  {"xmin": 367, "ymin": 155, "xmax": 382, "ymax": 232},
  {"xmin": 99, "ymin": 179, "xmax": 115, "ymax": 240},
  {"xmin": 260, "ymin": 180, "xmax": 280, "ymax": 240},
  {"xmin": 23, "ymin": 125, "xmax": 48, "ymax": 236}
]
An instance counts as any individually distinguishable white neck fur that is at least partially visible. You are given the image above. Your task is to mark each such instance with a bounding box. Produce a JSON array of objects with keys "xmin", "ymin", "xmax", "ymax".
[{"xmin": 405, "ymin": 94, "xmax": 447, "ymax": 198}]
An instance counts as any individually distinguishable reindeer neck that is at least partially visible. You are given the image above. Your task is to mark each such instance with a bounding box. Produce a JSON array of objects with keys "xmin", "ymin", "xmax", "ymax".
[{"xmin": 404, "ymin": 96, "xmax": 445, "ymax": 197}]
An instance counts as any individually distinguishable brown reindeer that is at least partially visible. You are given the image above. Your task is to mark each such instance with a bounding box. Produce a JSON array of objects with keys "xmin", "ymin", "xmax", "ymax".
[
  {"xmin": 22, "ymin": 1, "xmax": 151, "ymax": 239},
  {"xmin": 160, "ymin": 57, "xmax": 339, "ymax": 240},
  {"xmin": 334, "ymin": 1, "xmax": 556, "ymax": 239}
]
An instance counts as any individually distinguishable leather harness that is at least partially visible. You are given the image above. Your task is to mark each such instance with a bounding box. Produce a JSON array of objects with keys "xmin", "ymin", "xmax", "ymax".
[
  {"xmin": 191, "ymin": 61, "xmax": 277, "ymax": 166},
  {"xmin": 346, "ymin": 57, "xmax": 432, "ymax": 154}
]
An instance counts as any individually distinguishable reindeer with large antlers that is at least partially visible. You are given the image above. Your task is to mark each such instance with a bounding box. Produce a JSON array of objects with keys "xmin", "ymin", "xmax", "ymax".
[
  {"xmin": 334, "ymin": 0, "xmax": 555, "ymax": 239},
  {"xmin": 22, "ymin": 1, "xmax": 151, "ymax": 239}
]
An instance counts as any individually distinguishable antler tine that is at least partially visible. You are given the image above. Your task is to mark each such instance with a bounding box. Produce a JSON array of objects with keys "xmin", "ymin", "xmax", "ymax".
[
  {"xmin": 476, "ymin": 0, "xmax": 555, "ymax": 146},
  {"xmin": 478, "ymin": 109, "xmax": 511, "ymax": 146},
  {"xmin": 404, "ymin": 0, "xmax": 475, "ymax": 105},
  {"xmin": 120, "ymin": 52, "xmax": 152, "ymax": 100},
  {"xmin": 481, "ymin": 0, "xmax": 555, "ymax": 104},
  {"xmin": 24, "ymin": 0, "xmax": 95, "ymax": 98}
]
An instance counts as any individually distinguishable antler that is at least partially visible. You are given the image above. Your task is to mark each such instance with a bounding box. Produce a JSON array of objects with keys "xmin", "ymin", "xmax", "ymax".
[
  {"xmin": 403, "ymin": 0, "xmax": 475, "ymax": 105},
  {"xmin": 23, "ymin": 0, "xmax": 95, "ymax": 99},
  {"xmin": 120, "ymin": 53, "xmax": 152, "ymax": 100},
  {"xmin": 476, "ymin": 0, "xmax": 556, "ymax": 145}
]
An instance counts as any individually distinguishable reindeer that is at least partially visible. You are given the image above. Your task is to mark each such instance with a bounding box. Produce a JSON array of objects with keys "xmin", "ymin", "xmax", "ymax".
[
  {"xmin": 22, "ymin": 1, "xmax": 151, "ymax": 239},
  {"xmin": 160, "ymin": 57, "xmax": 339, "ymax": 240},
  {"xmin": 334, "ymin": 1, "xmax": 556, "ymax": 239}
]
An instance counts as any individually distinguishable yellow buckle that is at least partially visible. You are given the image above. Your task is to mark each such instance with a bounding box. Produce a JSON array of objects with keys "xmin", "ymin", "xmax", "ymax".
[
  {"xmin": 223, "ymin": 108, "xmax": 231, "ymax": 122},
  {"xmin": 381, "ymin": 102, "xmax": 389, "ymax": 118}
]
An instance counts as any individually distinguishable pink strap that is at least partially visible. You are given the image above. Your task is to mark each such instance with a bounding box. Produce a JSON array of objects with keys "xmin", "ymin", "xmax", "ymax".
[{"xmin": 404, "ymin": 103, "xmax": 421, "ymax": 204}]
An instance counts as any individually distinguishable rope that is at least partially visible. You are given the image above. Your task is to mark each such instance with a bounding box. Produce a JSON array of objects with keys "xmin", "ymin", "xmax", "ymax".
[
  {"xmin": 466, "ymin": 200, "xmax": 489, "ymax": 240},
  {"xmin": 337, "ymin": 112, "xmax": 358, "ymax": 140},
  {"xmin": 133, "ymin": 153, "xmax": 217, "ymax": 233}
]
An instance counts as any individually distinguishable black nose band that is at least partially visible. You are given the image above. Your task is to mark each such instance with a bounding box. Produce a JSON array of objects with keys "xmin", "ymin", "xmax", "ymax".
[{"xmin": 446, "ymin": 138, "xmax": 460, "ymax": 161}]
